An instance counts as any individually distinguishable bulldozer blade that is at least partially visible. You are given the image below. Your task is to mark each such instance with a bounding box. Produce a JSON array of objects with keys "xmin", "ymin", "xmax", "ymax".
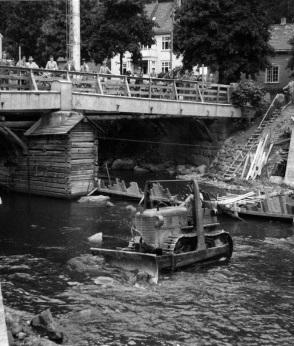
[{"xmin": 91, "ymin": 248, "xmax": 159, "ymax": 284}]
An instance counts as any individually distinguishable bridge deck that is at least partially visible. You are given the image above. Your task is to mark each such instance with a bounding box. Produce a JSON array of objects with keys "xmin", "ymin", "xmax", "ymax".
[{"xmin": 0, "ymin": 66, "xmax": 241, "ymax": 118}]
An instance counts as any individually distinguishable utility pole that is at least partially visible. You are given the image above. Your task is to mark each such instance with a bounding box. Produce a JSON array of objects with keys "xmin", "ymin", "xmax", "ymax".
[
  {"xmin": 170, "ymin": 15, "xmax": 173, "ymax": 72},
  {"xmin": 67, "ymin": 0, "xmax": 80, "ymax": 71},
  {"xmin": 0, "ymin": 33, "xmax": 2, "ymax": 59}
]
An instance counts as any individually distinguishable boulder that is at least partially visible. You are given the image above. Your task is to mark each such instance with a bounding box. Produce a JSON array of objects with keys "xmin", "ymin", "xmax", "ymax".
[
  {"xmin": 106, "ymin": 201, "xmax": 115, "ymax": 207},
  {"xmin": 78, "ymin": 195, "xmax": 110, "ymax": 204},
  {"xmin": 112, "ymin": 158, "xmax": 135, "ymax": 170},
  {"xmin": 66, "ymin": 255, "xmax": 104, "ymax": 275},
  {"xmin": 88, "ymin": 233, "xmax": 102, "ymax": 245},
  {"xmin": 23, "ymin": 336, "xmax": 59, "ymax": 346},
  {"xmin": 196, "ymin": 164, "xmax": 207, "ymax": 175},
  {"xmin": 142, "ymin": 163, "xmax": 165, "ymax": 172},
  {"xmin": 30, "ymin": 309, "xmax": 64, "ymax": 344},
  {"xmin": 166, "ymin": 168, "xmax": 176, "ymax": 176},
  {"xmin": 93, "ymin": 276, "xmax": 116, "ymax": 286},
  {"xmin": 126, "ymin": 205, "xmax": 137, "ymax": 213},
  {"xmin": 8, "ymin": 272, "xmax": 35, "ymax": 283},
  {"xmin": 134, "ymin": 166, "xmax": 149, "ymax": 174}
]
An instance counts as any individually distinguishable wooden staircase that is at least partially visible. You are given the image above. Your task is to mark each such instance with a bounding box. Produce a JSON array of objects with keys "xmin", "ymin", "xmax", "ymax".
[{"xmin": 222, "ymin": 94, "xmax": 283, "ymax": 180}]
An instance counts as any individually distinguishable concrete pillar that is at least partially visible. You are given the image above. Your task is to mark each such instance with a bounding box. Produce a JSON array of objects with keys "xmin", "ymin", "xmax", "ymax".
[
  {"xmin": 69, "ymin": 0, "xmax": 80, "ymax": 71},
  {"xmin": 0, "ymin": 33, "xmax": 3, "ymax": 60},
  {"xmin": 51, "ymin": 80, "xmax": 73, "ymax": 111},
  {"xmin": 284, "ymin": 127, "xmax": 294, "ymax": 186}
]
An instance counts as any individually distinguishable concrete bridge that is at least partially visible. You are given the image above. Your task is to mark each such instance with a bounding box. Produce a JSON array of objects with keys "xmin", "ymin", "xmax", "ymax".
[
  {"xmin": 0, "ymin": 66, "xmax": 241, "ymax": 119},
  {"xmin": 0, "ymin": 65, "xmax": 243, "ymax": 199}
]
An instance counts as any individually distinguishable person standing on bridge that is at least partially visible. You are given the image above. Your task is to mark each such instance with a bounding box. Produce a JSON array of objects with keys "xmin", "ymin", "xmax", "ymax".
[
  {"xmin": 150, "ymin": 67, "xmax": 157, "ymax": 78},
  {"xmin": 81, "ymin": 58, "xmax": 89, "ymax": 73},
  {"xmin": 99, "ymin": 59, "xmax": 111, "ymax": 75},
  {"xmin": 45, "ymin": 55, "xmax": 58, "ymax": 70},
  {"xmin": 16, "ymin": 56, "xmax": 27, "ymax": 68},
  {"xmin": 64, "ymin": 60, "xmax": 75, "ymax": 72},
  {"xmin": 26, "ymin": 56, "xmax": 39, "ymax": 69}
]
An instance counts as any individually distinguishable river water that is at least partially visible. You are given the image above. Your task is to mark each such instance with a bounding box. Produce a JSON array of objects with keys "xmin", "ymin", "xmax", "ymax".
[{"xmin": 0, "ymin": 186, "xmax": 294, "ymax": 346}]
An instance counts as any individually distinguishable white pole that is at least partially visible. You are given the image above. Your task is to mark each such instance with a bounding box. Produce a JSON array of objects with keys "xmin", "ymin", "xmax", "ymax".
[
  {"xmin": 0, "ymin": 33, "xmax": 3, "ymax": 60},
  {"xmin": 70, "ymin": 0, "xmax": 80, "ymax": 71}
]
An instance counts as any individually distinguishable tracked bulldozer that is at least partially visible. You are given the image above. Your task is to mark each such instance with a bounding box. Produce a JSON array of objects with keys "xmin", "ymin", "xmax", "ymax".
[{"xmin": 91, "ymin": 179, "xmax": 233, "ymax": 283}]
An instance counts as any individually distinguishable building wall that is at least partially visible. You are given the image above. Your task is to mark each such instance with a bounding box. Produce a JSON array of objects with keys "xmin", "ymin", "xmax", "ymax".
[
  {"xmin": 111, "ymin": 34, "xmax": 182, "ymax": 75},
  {"xmin": 257, "ymin": 53, "xmax": 293, "ymax": 90}
]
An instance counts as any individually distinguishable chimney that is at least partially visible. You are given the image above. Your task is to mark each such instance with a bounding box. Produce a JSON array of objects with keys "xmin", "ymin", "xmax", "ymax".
[{"xmin": 281, "ymin": 17, "xmax": 287, "ymax": 25}]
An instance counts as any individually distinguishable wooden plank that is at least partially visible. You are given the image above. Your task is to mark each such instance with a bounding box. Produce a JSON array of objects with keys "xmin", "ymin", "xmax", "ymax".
[
  {"xmin": 70, "ymin": 175, "xmax": 94, "ymax": 181},
  {"xmin": 28, "ymin": 144, "xmax": 68, "ymax": 151},
  {"xmin": 70, "ymin": 154, "xmax": 94, "ymax": 161},
  {"xmin": 70, "ymin": 148, "xmax": 94, "ymax": 154},
  {"xmin": 13, "ymin": 186, "xmax": 70, "ymax": 197},
  {"xmin": 71, "ymin": 142, "xmax": 94, "ymax": 148},
  {"xmin": 238, "ymin": 208, "xmax": 294, "ymax": 222},
  {"xmin": 70, "ymin": 158, "xmax": 94, "ymax": 164},
  {"xmin": 0, "ymin": 285, "xmax": 9, "ymax": 346}
]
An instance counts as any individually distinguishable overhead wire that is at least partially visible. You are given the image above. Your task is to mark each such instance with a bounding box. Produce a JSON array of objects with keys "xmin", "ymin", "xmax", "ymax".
[{"xmin": 97, "ymin": 136, "xmax": 219, "ymax": 149}]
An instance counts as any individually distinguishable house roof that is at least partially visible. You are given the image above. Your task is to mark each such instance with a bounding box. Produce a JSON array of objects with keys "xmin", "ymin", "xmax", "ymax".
[
  {"xmin": 145, "ymin": 1, "xmax": 174, "ymax": 35},
  {"xmin": 269, "ymin": 24, "xmax": 294, "ymax": 52},
  {"xmin": 25, "ymin": 111, "xmax": 84, "ymax": 136}
]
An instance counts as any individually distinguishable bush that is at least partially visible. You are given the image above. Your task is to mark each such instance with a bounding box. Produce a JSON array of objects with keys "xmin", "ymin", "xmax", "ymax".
[{"xmin": 231, "ymin": 80, "xmax": 265, "ymax": 108}]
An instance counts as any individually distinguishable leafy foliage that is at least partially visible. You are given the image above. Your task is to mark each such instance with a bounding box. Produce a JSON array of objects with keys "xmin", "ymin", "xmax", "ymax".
[
  {"xmin": 231, "ymin": 80, "xmax": 265, "ymax": 108},
  {"xmin": 174, "ymin": 0, "xmax": 273, "ymax": 83},
  {"xmin": 0, "ymin": 0, "xmax": 155, "ymax": 70},
  {"xmin": 261, "ymin": 0, "xmax": 294, "ymax": 24},
  {"xmin": 88, "ymin": 0, "xmax": 156, "ymax": 72}
]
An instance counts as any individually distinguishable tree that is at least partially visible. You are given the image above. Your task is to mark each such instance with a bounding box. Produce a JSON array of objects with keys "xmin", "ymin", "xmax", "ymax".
[
  {"xmin": 88, "ymin": 0, "xmax": 156, "ymax": 73},
  {"xmin": 174, "ymin": 0, "xmax": 273, "ymax": 83},
  {"xmin": 261, "ymin": 0, "xmax": 294, "ymax": 24},
  {"xmin": 0, "ymin": 2, "xmax": 53, "ymax": 65}
]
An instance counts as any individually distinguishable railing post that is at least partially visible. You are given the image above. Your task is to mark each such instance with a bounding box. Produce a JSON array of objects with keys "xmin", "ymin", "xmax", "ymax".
[
  {"xmin": 29, "ymin": 69, "xmax": 38, "ymax": 91},
  {"xmin": 173, "ymin": 80, "xmax": 178, "ymax": 100},
  {"xmin": 148, "ymin": 77, "xmax": 152, "ymax": 98},
  {"xmin": 196, "ymin": 84, "xmax": 204, "ymax": 102},
  {"xmin": 217, "ymin": 85, "xmax": 220, "ymax": 103},
  {"xmin": 124, "ymin": 75, "xmax": 131, "ymax": 97},
  {"xmin": 96, "ymin": 74, "xmax": 104, "ymax": 94}
]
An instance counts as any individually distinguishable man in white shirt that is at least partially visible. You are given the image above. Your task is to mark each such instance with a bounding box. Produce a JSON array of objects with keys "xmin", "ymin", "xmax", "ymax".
[
  {"xmin": 45, "ymin": 55, "xmax": 58, "ymax": 70},
  {"xmin": 26, "ymin": 56, "xmax": 39, "ymax": 69}
]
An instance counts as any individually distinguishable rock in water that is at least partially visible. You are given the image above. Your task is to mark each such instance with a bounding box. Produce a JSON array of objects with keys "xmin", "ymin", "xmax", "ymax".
[
  {"xmin": 30, "ymin": 309, "xmax": 64, "ymax": 344},
  {"xmin": 88, "ymin": 232, "xmax": 103, "ymax": 245},
  {"xmin": 93, "ymin": 276, "xmax": 115, "ymax": 286},
  {"xmin": 126, "ymin": 205, "xmax": 137, "ymax": 213},
  {"xmin": 78, "ymin": 195, "xmax": 110, "ymax": 204},
  {"xmin": 112, "ymin": 158, "xmax": 135, "ymax": 170},
  {"xmin": 196, "ymin": 164, "xmax": 207, "ymax": 175}
]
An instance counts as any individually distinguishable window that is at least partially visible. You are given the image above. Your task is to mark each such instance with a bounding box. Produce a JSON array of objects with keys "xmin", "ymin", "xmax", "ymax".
[
  {"xmin": 162, "ymin": 36, "xmax": 171, "ymax": 50},
  {"xmin": 142, "ymin": 44, "xmax": 152, "ymax": 50},
  {"xmin": 162, "ymin": 61, "xmax": 171, "ymax": 73},
  {"xmin": 122, "ymin": 63, "xmax": 127, "ymax": 75},
  {"xmin": 265, "ymin": 65, "xmax": 279, "ymax": 83}
]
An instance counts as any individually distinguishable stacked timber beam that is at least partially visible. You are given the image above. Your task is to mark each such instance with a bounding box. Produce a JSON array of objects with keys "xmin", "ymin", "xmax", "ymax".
[
  {"xmin": 0, "ymin": 111, "xmax": 98, "ymax": 198},
  {"xmin": 217, "ymin": 190, "xmax": 294, "ymax": 222}
]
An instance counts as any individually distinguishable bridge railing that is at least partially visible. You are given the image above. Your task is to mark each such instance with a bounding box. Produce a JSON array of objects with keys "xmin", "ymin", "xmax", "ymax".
[{"xmin": 0, "ymin": 65, "xmax": 232, "ymax": 104}]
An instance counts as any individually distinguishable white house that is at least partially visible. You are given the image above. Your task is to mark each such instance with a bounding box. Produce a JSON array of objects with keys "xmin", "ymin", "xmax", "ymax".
[{"xmin": 111, "ymin": 1, "xmax": 182, "ymax": 76}]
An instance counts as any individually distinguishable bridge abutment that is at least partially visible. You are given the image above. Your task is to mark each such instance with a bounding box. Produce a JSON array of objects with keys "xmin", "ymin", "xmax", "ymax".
[{"xmin": 0, "ymin": 111, "xmax": 98, "ymax": 198}]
